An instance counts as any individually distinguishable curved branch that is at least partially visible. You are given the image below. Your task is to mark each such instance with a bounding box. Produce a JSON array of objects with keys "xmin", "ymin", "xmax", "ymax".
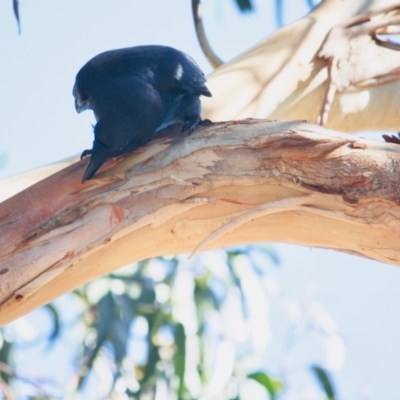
[
  {"xmin": 191, "ymin": 0, "xmax": 223, "ymax": 69},
  {"xmin": 2, "ymin": 119, "xmax": 400, "ymax": 326},
  {"xmin": 12, "ymin": 0, "xmax": 21, "ymax": 34}
]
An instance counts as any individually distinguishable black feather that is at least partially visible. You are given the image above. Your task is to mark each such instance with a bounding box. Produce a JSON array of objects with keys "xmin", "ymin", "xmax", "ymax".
[{"xmin": 73, "ymin": 45, "xmax": 212, "ymax": 182}]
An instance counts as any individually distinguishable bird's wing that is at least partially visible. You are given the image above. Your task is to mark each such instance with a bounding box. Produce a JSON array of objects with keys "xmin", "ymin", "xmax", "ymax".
[{"xmin": 158, "ymin": 47, "xmax": 212, "ymax": 97}]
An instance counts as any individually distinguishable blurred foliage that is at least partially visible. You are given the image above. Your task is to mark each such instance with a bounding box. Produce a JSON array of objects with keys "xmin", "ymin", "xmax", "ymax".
[
  {"xmin": 248, "ymin": 372, "xmax": 284, "ymax": 400},
  {"xmin": 234, "ymin": 0, "xmax": 253, "ymax": 12},
  {"xmin": 311, "ymin": 366, "xmax": 336, "ymax": 400},
  {"xmin": 11, "ymin": 0, "xmax": 319, "ymax": 34},
  {"xmin": 3, "ymin": 0, "xmax": 338, "ymax": 398},
  {"xmin": 0, "ymin": 246, "xmax": 340, "ymax": 399}
]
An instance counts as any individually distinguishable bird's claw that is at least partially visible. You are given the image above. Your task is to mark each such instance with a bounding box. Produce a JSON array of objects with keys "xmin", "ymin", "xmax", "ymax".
[
  {"xmin": 199, "ymin": 118, "xmax": 213, "ymax": 127},
  {"xmin": 81, "ymin": 149, "xmax": 92, "ymax": 159},
  {"xmin": 182, "ymin": 116, "xmax": 213, "ymax": 134}
]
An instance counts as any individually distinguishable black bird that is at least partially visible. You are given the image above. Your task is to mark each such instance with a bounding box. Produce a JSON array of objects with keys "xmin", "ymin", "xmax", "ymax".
[{"xmin": 73, "ymin": 45, "xmax": 212, "ymax": 182}]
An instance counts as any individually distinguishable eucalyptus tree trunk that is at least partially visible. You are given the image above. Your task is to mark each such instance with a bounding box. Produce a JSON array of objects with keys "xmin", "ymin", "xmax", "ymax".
[{"xmin": 1, "ymin": 0, "xmax": 400, "ymax": 326}]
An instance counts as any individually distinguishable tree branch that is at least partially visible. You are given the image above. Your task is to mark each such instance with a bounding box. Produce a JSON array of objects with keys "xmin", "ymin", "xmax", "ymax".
[
  {"xmin": 3, "ymin": 0, "xmax": 400, "ymax": 326},
  {"xmin": 4, "ymin": 0, "xmax": 400, "ymax": 197},
  {"xmin": 191, "ymin": 0, "xmax": 223, "ymax": 68},
  {"xmin": 202, "ymin": 0, "xmax": 400, "ymax": 131},
  {"xmin": 1, "ymin": 119, "xmax": 400, "ymax": 326}
]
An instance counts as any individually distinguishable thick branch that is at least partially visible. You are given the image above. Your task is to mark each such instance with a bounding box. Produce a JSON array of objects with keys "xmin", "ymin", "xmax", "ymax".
[
  {"xmin": 1, "ymin": 119, "xmax": 400, "ymax": 326},
  {"xmin": 202, "ymin": 0, "xmax": 400, "ymax": 131},
  {"xmin": 3, "ymin": 0, "xmax": 400, "ymax": 197}
]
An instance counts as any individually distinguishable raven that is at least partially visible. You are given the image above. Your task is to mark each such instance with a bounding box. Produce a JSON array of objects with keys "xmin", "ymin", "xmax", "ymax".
[{"xmin": 73, "ymin": 45, "xmax": 212, "ymax": 182}]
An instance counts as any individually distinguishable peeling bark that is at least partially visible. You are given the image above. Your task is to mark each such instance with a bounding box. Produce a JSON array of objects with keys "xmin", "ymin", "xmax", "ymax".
[
  {"xmin": 3, "ymin": 0, "xmax": 400, "ymax": 326},
  {"xmin": 202, "ymin": 0, "xmax": 400, "ymax": 131},
  {"xmin": 3, "ymin": 1, "xmax": 400, "ymax": 199},
  {"xmin": 1, "ymin": 119, "xmax": 400, "ymax": 326}
]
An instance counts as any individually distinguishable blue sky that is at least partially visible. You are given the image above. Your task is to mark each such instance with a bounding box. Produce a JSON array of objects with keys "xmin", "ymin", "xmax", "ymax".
[{"xmin": 1, "ymin": 0, "xmax": 400, "ymax": 399}]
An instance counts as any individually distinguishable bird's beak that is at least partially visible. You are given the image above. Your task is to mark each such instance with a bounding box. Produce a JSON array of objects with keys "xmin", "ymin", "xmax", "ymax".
[{"xmin": 73, "ymin": 83, "xmax": 90, "ymax": 113}]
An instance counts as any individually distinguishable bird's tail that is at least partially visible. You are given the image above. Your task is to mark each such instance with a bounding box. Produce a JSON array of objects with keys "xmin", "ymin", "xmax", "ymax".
[{"xmin": 82, "ymin": 140, "xmax": 111, "ymax": 183}]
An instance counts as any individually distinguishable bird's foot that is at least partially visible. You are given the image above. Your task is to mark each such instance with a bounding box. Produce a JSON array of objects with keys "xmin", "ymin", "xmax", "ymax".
[
  {"xmin": 182, "ymin": 116, "xmax": 213, "ymax": 134},
  {"xmin": 199, "ymin": 118, "xmax": 213, "ymax": 127},
  {"xmin": 182, "ymin": 115, "xmax": 201, "ymax": 134},
  {"xmin": 81, "ymin": 149, "xmax": 93, "ymax": 159}
]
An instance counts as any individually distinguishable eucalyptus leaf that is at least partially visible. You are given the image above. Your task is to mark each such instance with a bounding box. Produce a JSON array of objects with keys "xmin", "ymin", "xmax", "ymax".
[
  {"xmin": 44, "ymin": 303, "xmax": 61, "ymax": 343},
  {"xmin": 233, "ymin": 0, "xmax": 253, "ymax": 12},
  {"xmin": 248, "ymin": 372, "xmax": 284, "ymax": 399},
  {"xmin": 311, "ymin": 365, "xmax": 336, "ymax": 400},
  {"xmin": 173, "ymin": 322, "xmax": 186, "ymax": 399}
]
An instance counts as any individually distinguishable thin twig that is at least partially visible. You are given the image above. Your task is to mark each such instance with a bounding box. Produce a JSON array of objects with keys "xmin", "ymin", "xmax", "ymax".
[
  {"xmin": 191, "ymin": 0, "xmax": 224, "ymax": 69},
  {"xmin": 12, "ymin": 0, "xmax": 21, "ymax": 34}
]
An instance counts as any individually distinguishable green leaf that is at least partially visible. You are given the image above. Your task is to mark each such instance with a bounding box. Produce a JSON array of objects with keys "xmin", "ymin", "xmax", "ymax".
[
  {"xmin": 174, "ymin": 323, "xmax": 186, "ymax": 399},
  {"xmin": 233, "ymin": 0, "xmax": 253, "ymax": 12},
  {"xmin": 139, "ymin": 337, "xmax": 160, "ymax": 393},
  {"xmin": 311, "ymin": 365, "xmax": 336, "ymax": 400},
  {"xmin": 0, "ymin": 333, "xmax": 12, "ymax": 384},
  {"xmin": 226, "ymin": 253, "xmax": 247, "ymax": 316},
  {"xmin": 44, "ymin": 303, "xmax": 61, "ymax": 342},
  {"xmin": 248, "ymin": 372, "xmax": 284, "ymax": 399}
]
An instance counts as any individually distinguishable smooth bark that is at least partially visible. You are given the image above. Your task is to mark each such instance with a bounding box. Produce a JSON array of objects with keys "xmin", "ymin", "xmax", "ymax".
[
  {"xmin": 2, "ymin": 0, "xmax": 400, "ymax": 325},
  {"xmin": 1, "ymin": 119, "xmax": 400, "ymax": 325}
]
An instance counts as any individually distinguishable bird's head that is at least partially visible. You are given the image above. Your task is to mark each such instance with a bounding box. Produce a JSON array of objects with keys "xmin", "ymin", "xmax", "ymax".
[{"xmin": 72, "ymin": 82, "xmax": 91, "ymax": 113}]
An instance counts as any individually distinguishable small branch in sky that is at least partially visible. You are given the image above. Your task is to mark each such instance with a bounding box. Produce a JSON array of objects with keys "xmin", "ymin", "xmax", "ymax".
[
  {"xmin": 191, "ymin": 0, "xmax": 224, "ymax": 69},
  {"xmin": 12, "ymin": 0, "xmax": 21, "ymax": 34}
]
